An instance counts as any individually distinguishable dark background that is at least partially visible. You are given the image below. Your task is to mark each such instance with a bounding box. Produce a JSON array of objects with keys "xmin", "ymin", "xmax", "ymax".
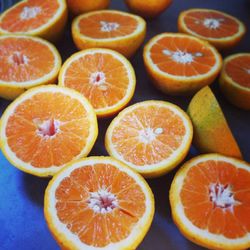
[{"xmin": 0, "ymin": 0, "xmax": 249, "ymax": 249}]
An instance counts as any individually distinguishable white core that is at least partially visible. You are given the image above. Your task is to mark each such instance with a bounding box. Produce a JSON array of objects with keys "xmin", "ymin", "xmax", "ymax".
[
  {"xmin": 90, "ymin": 72, "xmax": 106, "ymax": 86},
  {"xmin": 20, "ymin": 6, "xmax": 41, "ymax": 20},
  {"xmin": 34, "ymin": 118, "xmax": 60, "ymax": 138},
  {"xmin": 100, "ymin": 21, "xmax": 120, "ymax": 32},
  {"xmin": 246, "ymin": 69, "xmax": 250, "ymax": 74},
  {"xmin": 8, "ymin": 52, "xmax": 29, "ymax": 66},
  {"xmin": 203, "ymin": 18, "xmax": 222, "ymax": 29},
  {"xmin": 139, "ymin": 127, "xmax": 163, "ymax": 144},
  {"xmin": 88, "ymin": 189, "xmax": 118, "ymax": 213}
]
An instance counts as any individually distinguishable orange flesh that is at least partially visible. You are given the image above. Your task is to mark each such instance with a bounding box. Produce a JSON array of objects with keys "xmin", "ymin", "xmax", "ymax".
[
  {"xmin": 0, "ymin": 37, "xmax": 55, "ymax": 82},
  {"xmin": 150, "ymin": 36, "xmax": 216, "ymax": 76},
  {"xmin": 183, "ymin": 10, "xmax": 239, "ymax": 39},
  {"xmin": 225, "ymin": 55, "xmax": 250, "ymax": 88},
  {"xmin": 78, "ymin": 13, "xmax": 138, "ymax": 39},
  {"xmin": 180, "ymin": 160, "xmax": 250, "ymax": 238},
  {"xmin": 55, "ymin": 163, "xmax": 146, "ymax": 247},
  {"xmin": 111, "ymin": 105, "xmax": 186, "ymax": 166},
  {"xmin": 63, "ymin": 53, "xmax": 129, "ymax": 109},
  {"xmin": 0, "ymin": 0, "xmax": 59, "ymax": 32},
  {"xmin": 6, "ymin": 92, "xmax": 90, "ymax": 168}
]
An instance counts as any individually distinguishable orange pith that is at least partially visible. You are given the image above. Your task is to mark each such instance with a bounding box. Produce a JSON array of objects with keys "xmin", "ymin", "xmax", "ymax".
[
  {"xmin": 180, "ymin": 159, "xmax": 250, "ymax": 239},
  {"xmin": 149, "ymin": 35, "xmax": 216, "ymax": 77},
  {"xmin": 77, "ymin": 12, "xmax": 137, "ymax": 39},
  {"xmin": 225, "ymin": 55, "xmax": 250, "ymax": 88},
  {"xmin": 0, "ymin": 0, "xmax": 59, "ymax": 32},
  {"xmin": 59, "ymin": 49, "xmax": 135, "ymax": 117},
  {"xmin": 182, "ymin": 10, "xmax": 239, "ymax": 39},
  {"xmin": 0, "ymin": 36, "xmax": 55, "ymax": 82},
  {"xmin": 55, "ymin": 163, "xmax": 146, "ymax": 247}
]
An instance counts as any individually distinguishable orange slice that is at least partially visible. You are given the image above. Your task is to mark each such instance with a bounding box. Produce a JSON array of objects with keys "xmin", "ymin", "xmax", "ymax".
[
  {"xmin": 59, "ymin": 49, "xmax": 136, "ymax": 118},
  {"xmin": 44, "ymin": 156, "xmax": 155, "ymax": 249},
  {"xmin": 0, "ymin": 0, "xmax": 67, "ymax": 42},
  {"xmin": 67, "ymin": 0, "xmax": 110, "ymax": 16},
  {"xmin": 105, "ymin": 100, "xmax": 193, "ymax": 178},
  {"xmin": 0, "ymin": 85, "xmax": 98, "ymax": 177},
  {"xmin": 170, "ymin": 154, "xmax": 250, "ymax": 250},
  {"xmin": 143, "ymin": 33, "xmax": 222, "ymax": 95},
  {"xmin": 187, "ymin": 86, "xmax": 242, "ymax": 159},
  {"xmin": 220, "ymin": 53, "xmax": 250, "ymax": 110},
  {"xmin": 0, "ymin": 35, "xmax": 61, "ymax": 100},
  {"xmin": 72, "ymin": 10, "xmax": 146, "ymax": 58},
  {"xmin": 178, "ymin": 9, "xmax": 246, "ymax": 50}
]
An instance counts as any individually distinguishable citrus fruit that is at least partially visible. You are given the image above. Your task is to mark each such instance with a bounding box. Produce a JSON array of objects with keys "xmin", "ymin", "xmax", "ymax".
[
  {"xmin": 0, "ymin": 85, "xmax": 98, "ymax": 177},
  {"xmin": 125, "ymin": 0, "xmax": 172, "ymax": 19},
  {"xmin": 105, "ymin": 100, "xmax": 193, "ymax": 178},
  {"xmin": 170, "ymin": 153, "xmax": 250, "ymax": 250},
  {"xmin": 72, "ymin": 10, "xmax": 146, "ymax": 58},
  {"xmin": 143, "ymin": 33, "xmax": 222, "ymax": 95},
  {"xmin": 44, "ymin": 156, "xmax": 155, "ymax": 249},
  {"xmin": 67, "ymin": 0, "xmax": 110, "ymax": 16},
  {"xmin": 0, "ymin": 0, "xmax": 67, "ymax": 42},
  {"xmin": 0, "ymin": 35, "xmax": 62, "ymax": 100},
  {"xmin": 187, "ymin": 86, "xmax": 242, "ymax": 159},
  {"xmin": 59, "ymin": 48, "xmax": 136, "ymax": 118},
  {"xmin": 220, "ymin": 53, "xmax": 250, "ymax": 110},
  {"xmin": 178, "ymin": 9, "xmax": 246, "ymax": 50}
]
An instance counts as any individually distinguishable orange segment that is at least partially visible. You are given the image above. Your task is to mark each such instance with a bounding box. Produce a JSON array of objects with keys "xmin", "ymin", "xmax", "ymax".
[
  {"xmin": 170, "ymin": 154, "xmax": 250, "ymax": 250},
  {"xmin": 178, "ymin": 9, "xmax": 246, "ymax": 50},
  {"xmin": 143, "ymin": 33, "xmax": 222, "ymax": 95},
  {"xmin": 0, "ymin": 0, "xmax": 67, "ymax": 42},
  {"xmin": 220, "ymin": 53, "xmax": 250, "ymax": 110},
  {"xmin": 105, "ymin": 100, "xmax": 193, "ymax": 178},
  {"xmin": 0, "ymin": 85, "xmax": 98, "ymax": 176},
  {"xmin": 72, "ymin": 10, "xmax": 146, "ymax": 58},
  {"xmin": 59, "ymin": 49, "xmax": 136, "ymax": 117},
  {"xmin": 44, "ymin": 157, "xmax": 155, "ymax": 249}
]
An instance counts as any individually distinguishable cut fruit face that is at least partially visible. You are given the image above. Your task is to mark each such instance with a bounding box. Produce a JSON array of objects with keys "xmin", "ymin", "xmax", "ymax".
[
  {"xmin": 72, "ymin": 10, "xmax": 146, "ymax": 58},
  {"xmin": 0, "ymin": 85, "xmax": 98, "ymax": 177},
  {"xmin": 105, "ymin": 100, "xmax": 193, "ymax": 178},
  {"xmin": 178, "ymin": 9, "xmax": 246, "ymax": 49},
  {"xmin": 170, "ymin": 154, "xmax": 250, "ymax": 250},
  {"xmin": 59, "ymin": 49, "xmax": 136, "ymax": 117},
  {"xmin": 44, "ymin": 156, "xmax": 154, "ymax": 249},
  {"xmin": 0, "ymin": 0, "xmax": 67, "ymax": 38}
]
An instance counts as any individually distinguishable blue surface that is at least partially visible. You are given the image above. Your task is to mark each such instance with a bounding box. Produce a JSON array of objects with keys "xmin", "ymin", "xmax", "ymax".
[{"xmin": 0, "ymin": 0, "xmax": 250, "ymax": 250}]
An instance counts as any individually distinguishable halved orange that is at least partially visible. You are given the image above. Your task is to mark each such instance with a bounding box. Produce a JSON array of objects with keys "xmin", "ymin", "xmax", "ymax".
[
  {"xmin": 170, "ymin": 154, "xmax": 250, "ymax": 250},
  {"xmin": 0, "ymin": 0, "xmax": 67, "ymax": 42},
  {"xmin": 59, "ymin": 48, "xmax": 136, "ymax": 118},
  {"xmin": 220, "ymin": 53, "xmax": 250, "ymax": 110},
  {"xmin": 143, "ymin": 33, "xmax": 222, "ymax": 95},
  {"xmin": 0, "ymin": 35, "xmax": 61, "ymax": 100},
  {"xmin": 0, "ymin": 85, "xmax": 98, "ymax": 177},
  {"xmin": 44, "ymin": 156, "xmax": 155, "ymax": 249},
  {"xmin": 105, "ymin": 100, "xmax": 193, "ymax": 178},
  {"xmin": 178, "ymin": 9, "xmax": 246, "ymax": 50},
  {"xmin": 72, "ymin": 10, "xmax": 146, "ymax": 58}
]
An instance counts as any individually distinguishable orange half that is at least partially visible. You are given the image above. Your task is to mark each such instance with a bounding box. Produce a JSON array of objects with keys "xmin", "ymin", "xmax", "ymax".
[
  {"xmin": 59, "ymin": 49, "xmax": 136, "ymax": 117},
  {"xmin": 178, "ymin": 9, "xmax": 246, "ymax": 50},
  {"xmin": 0, "ymin": 85, "xmax": 98, "ymax": 177},
  {"xmin": 44, "ymin": 156, "xmax": 155, "ymax": 249},
  {"xmin": 170, "ymin": 154, "xmax": 250, "ymax": 250}
]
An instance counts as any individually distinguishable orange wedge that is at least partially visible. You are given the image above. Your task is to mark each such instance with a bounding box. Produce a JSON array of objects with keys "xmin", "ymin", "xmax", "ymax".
[
  {"xmin": 72, "ymin": 10, "xmax": 146, "ymax": 58},
  {"xmin": 105, "ymin": 100, "xmax": 193, "ymax": 178},
  {"xmin": 170, "ymin": 154, "xmax": 250, "ymax": 250},
  {"xmin": 178, "ymin": 9, "xmax": 246, "ymax": 50},
  {"xmin": 0, "ymin": 35, "xmax": 61, "ymax": 100},
  {"xmin": 187, "ymin": 86, "xmax": 242, "ymax": 159},
  {"xmin": 0, "ymin": 0, "xmax": 67, "ymax": 42},
  {"xmin": 44, "ymin": 156, "xmax": 155, "ymax": 249},
  {"xmin": 143, "ymin": 33, "xmax": 222, "ymax": 95},
  {"xmin": 59, "ymin": 49, "xmax": 136, "ymax": 118},
  {"xmin": 220, "ymin": 53, "xmax": 250, "ymax": 110},
  {"xmin": 0, "ymin": 85, "xmax": 98, "ymax": 177}
]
